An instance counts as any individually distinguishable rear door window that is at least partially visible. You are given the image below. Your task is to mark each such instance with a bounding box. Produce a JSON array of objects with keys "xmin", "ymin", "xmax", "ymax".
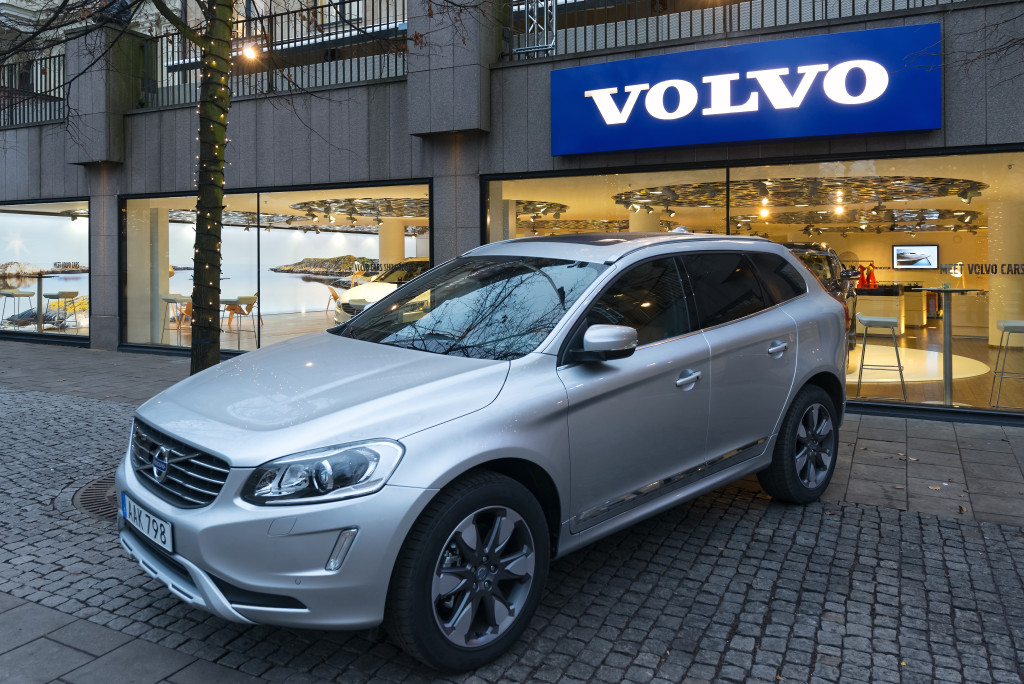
[
  {"xmin": 748, "ymin": 252, "xmax": 807, "ymax": 304},
  {"xmin": 681, "ymin": 252, "xmax": 768, "ymax": 328}
]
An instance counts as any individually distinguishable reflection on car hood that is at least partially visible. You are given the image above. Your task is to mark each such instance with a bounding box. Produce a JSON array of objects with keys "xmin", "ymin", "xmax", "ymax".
[{"xmin": 136, "ymin": 333, "xmax": 509, "ymax": 467}]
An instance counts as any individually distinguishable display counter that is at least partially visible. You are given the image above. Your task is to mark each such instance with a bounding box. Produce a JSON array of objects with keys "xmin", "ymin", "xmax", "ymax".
[
  {"xmin": 903, "ymin": 290, "xmax": 928, "ymax": 328},
  {"xmin": 950, "ymin": 290, "xmax": 988, "ymax": 337},
  {"xmin": 856, "ymin": 287, "xmax": 905, "ymax": 335}
]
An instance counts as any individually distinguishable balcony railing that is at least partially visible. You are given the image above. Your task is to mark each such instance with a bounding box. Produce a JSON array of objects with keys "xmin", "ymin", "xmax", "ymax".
[
  {"xmin": 505, "ymin": 0, "xmax": 969, "ymax": 58},
  {"xmin": 142, "ymin": 1, "xmax": 407, "ymax": 109},
  {"xmin": 0, "ymin": 54, "xmax": 65, "ymax": 128}
]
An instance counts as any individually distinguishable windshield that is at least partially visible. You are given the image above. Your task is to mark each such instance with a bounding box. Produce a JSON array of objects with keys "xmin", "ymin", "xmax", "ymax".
[
  {"xmin": 376, "ymin": 260, "xmax": 431, "ymax": 284},
  {"xmin": 334, "ymin": 256, "xmax": 607, "ymax": 360}
]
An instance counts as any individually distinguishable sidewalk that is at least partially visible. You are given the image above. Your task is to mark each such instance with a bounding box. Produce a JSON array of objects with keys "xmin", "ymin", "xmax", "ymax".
[{"xmin": 0, "ymin": 338, "xmax": 1022, "ymax": 683}]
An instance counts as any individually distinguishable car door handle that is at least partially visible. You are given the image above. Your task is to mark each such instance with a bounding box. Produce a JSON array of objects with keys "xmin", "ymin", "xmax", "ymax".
[
  {"xmin": 768, "ymin": 341, "xmax": 788, "ymax": 355},
  {"xmin": 675, "ymin": 370, "xmax": 702, "ymax": 388}
]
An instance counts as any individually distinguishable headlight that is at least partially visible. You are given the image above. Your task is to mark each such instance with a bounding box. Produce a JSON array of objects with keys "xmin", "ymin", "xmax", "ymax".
[{"xmin": 241, "ymin": 440, "xmax": 404, "ymax": 505}]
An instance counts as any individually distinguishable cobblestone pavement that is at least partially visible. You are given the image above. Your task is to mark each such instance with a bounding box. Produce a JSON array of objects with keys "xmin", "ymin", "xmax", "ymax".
[{"xmin": 0, "ymin": 342, "xmax": 1023, "ymax": 682}]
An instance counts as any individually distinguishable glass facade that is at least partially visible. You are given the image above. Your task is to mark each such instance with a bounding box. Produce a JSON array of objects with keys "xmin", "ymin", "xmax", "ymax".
[
  {"xmin": 0, "ymin": 201, "xmax": 90, "ymax": 337},
  {"xmin": 487, "ymin": 150, "xmax": 1024, "ymax": 413},
  {"xmin": 125, "ymin": 185, "xmax": 429, "ymax": 351}
]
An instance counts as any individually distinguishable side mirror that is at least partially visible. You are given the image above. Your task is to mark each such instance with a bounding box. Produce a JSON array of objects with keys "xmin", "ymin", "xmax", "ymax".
[
  {"xmin": 573, "ymin": 324, "xmax": 638, "ymax": 363},
  {"xmin": 840, "ymin": 269, "xmax": 859, "ymax": 280}
]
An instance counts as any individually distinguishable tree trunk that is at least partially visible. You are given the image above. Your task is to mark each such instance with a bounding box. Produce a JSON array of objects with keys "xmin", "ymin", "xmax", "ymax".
[{"xmin": 190, "ymin": 0, "xmax": 234, "ymax": 374}]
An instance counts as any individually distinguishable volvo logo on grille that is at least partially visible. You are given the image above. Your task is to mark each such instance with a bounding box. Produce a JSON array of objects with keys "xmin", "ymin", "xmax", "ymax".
[{"xmin": 152, "ymin": 447, "xmax": 171, "ymax": 483}]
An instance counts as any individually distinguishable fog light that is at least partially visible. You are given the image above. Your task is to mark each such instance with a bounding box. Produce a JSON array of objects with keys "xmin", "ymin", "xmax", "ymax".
[{"xmin": 325, "ymin": 528, "xmax": 358, "ymax": 571}]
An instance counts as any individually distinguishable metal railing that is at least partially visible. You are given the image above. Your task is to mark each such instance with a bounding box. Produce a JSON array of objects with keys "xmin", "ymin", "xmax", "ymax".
[
  {"xmin": 142, "ymin": 1, "xmax": 407, "ymax": 109},
  {"xmin": 0, "ymin": 54, "xmax": 65, "ymax": 127},
  {"xmin": 505, "ymin": 0, "xmax": 968, "ymax": 58}
]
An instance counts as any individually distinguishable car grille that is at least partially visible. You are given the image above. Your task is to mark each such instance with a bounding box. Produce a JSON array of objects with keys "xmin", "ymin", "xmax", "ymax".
[
  {"xmin": 340, "ymin": 302, "xmax": 359, "ymax": 315},
  {"xmin": 130, "ymin": 420, "xmax": 230, "ymax": 508}
]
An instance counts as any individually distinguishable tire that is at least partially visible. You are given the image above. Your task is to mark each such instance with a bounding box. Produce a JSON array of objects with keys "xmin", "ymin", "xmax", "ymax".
[
  {"xmin": 385, "ymin": 471, "xmax": 550, "ymax": 671},
  {"xmin": 757, "ymin": 385, "xmax": 838, "ymax": 504}
]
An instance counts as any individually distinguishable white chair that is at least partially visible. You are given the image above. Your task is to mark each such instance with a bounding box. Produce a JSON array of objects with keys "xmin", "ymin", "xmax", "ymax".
[{"xmin": 990, "ymin": 320, "xmax": 1024, "ymax": 408}]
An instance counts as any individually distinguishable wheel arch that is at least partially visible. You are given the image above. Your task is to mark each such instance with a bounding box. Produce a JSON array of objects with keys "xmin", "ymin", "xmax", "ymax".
[
  {"xmin": 802, "ymin": 370, "xmax": 845, "ymax": 425},
  {"xmin": 461, "ymin": 459, "xmax": 562, "ymax": 557}
]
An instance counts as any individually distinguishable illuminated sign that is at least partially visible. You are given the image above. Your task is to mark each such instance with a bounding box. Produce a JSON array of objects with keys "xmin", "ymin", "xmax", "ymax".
[{"xmin": 550, "ymin": 24, "xmax": 941, "ymax": 155}]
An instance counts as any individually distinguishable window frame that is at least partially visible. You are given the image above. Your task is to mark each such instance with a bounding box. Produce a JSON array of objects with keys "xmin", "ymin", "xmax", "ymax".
[
  {"xmin": 556, "ymin": 254, "xmax": 701, "ymax": 367},
  {"xmin": 677, "ymin": 251, "xmax": 776, "ymax": 331}
]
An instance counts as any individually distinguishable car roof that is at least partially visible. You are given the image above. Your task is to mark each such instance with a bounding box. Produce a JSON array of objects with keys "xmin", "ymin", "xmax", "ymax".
[{"xmin": 465, "ymin": 232, "xmax": 777, "ymax": 265}]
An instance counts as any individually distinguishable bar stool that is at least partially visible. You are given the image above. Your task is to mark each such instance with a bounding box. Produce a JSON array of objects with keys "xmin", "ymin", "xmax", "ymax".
[
  {"xmin": 989, "ymin": 320, "xmax": 1024, "ymax": 408},
  {"xmin": 42, "ymin": 290, "xmax": 78, "ymax": 332},
  {"xmin": 0, "ymin": 289, "xmax": 34, "ymax": 328},
  {"xmin": 221, "ymin": 294, "xmax": 259, "ymax": 349},
  {"xmin": 160, "ymin": 294, "xmax": 191, "ymax": 346},
  {"xmin": 855, "ymin": 313, "xmax": 907, "ymax": 402}
]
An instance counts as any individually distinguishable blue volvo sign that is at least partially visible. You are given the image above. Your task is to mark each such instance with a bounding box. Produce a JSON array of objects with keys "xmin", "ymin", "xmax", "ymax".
[{"xmin": 550, "ymin": 24, "xmax": 942, "ymax": 156}]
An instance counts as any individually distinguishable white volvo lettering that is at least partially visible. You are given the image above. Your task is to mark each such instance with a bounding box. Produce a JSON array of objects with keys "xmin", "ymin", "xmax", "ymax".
[
  {"xmin": 822, "ymin": 60, "xmax": 889, "ymax": 105},
  {"xmin": 746, "ymin": 64, "xmax": 829, "ymax": 109},
  {"xmin": 645, "ymin": 79, "xmax": 699, "ymax": 120},
  {"xmin": 701, "ymin": 73, "xmax": 759, "ymax": 115},
  {"xmin": 581, "ymin": 59, "xmax": 890, "ymax": 124},
  {"xmin": 583, "ymin": 84, "xmax": 650, "ymax": 125}
]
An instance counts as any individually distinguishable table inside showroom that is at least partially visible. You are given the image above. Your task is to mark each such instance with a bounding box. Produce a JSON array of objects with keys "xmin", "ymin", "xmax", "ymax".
[
  {"xmin": 910, "ymin": 287, "xmax": 984, "ymax": 406},
  {"xmin": 23, "ymin": 273, "xmax": 55, "ymax": 332}
]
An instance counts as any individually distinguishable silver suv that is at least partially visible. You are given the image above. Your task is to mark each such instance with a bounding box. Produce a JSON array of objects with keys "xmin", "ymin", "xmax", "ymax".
[{"xmin": 116, "ymin": 234, "xmax": 846, "ymax": 671}]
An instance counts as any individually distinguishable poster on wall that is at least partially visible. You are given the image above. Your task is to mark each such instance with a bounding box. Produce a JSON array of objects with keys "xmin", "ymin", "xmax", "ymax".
[{"xmin": 892, "ymin": 245, "xmax": 939, "ymax": 270}]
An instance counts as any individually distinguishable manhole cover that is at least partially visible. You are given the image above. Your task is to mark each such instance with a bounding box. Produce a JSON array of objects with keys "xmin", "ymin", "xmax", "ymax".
[{"xmin": 73, "ymin": 473, "xmax": 118, "ymax": 522}]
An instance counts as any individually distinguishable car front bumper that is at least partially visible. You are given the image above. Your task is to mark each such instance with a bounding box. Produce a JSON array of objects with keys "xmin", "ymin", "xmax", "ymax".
[{"xmin": 116, "ymin": 458, "xmax": 435, "ymax": 630}]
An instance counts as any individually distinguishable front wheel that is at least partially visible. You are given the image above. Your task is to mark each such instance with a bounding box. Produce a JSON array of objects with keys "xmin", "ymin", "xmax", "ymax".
[
  {"xmin": 758, "ymin": 385, "xmax": 839, "ymax": 504},
  {"xmin": 386, "ymin": 472, "xmax": 549, "ymax": 671}
]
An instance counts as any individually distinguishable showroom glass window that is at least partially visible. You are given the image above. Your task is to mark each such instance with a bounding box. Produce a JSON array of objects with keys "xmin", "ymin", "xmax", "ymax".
[
  {"xmin": 124, "ymin": 185, "xmax": 430, "ymax": 350},
  {"xmin": 0, "ymin": 201, "xmax": 90, "ymax": 337},
  {"xmin": 484, "ymin": 150, "xmax": 1024, "ymax": 413}
]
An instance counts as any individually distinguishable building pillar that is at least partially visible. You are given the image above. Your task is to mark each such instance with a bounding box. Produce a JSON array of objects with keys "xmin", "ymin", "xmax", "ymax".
[
  {"xmin": 629, "ymin": 209, "xmax": 661, "ymax": 232},
  {"xmin": 124, "ymin": 200, "xmax": 170, "ymax": 345},
  {"xmin": 87, "ymin": 163, "xmax": 124, "ymax": 350},
  {"xmin": 986, "ymin": 201, "xmax": 1024, "ymax": 346},
  {"xmin": 378, "ymin": 219, "xmax": 406, "ymax": 265},
  {"xmin": 423, "ymin": 133, "xmax": 486, "ymax": 263}
]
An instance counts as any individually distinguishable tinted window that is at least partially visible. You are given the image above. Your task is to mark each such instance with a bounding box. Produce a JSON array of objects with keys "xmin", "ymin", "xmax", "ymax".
[
  {"xmin": 682, "ymin": 253, "xmax": 768, "ymax": 328},
  {"xmin": 748, "ymin": 252, "xmax": 807, "ymax": 303},
  {"xmin": 576, "ymin": 257, "xmax": 692, "ymax": 347},
  {"xmin": 336, "ymin": 256, "xmax": 606, "ymax": 360}
]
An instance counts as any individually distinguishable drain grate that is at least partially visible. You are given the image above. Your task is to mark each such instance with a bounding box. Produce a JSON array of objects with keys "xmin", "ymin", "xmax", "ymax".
[{"xmin": 73, "ymin": 473, "xmax": 118, "ymax": 522}]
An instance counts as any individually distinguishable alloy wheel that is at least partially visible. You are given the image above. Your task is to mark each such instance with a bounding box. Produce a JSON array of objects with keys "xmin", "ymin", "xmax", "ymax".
[
  {"xmin": 431, "ymin": 505, "xmax": 536, "ymax": 648},
  {"xmin": 794, "ymin": 402, "xmax": 835, "ymax": 489}
]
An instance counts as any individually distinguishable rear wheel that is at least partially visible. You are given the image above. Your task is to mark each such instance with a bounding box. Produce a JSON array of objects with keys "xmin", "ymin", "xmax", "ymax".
[
  {"xmin": 758, "ymin": 385, "xmax": 838, "ymax": 504},
  {"xmin": 386, "ymin": 472, "xmax": 549, "ymax": 671}
]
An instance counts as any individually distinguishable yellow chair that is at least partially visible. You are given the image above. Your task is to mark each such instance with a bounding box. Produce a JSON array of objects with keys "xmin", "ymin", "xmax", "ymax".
[{"xmin": 326, "ymin": 285, "xmax": 340, "ymax": 314}]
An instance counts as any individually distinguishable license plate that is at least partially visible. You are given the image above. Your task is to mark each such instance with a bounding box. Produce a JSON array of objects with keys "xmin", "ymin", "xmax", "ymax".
[{"xmin": 121, "ymin": 493, "xmax": 173, "ymax": 553}]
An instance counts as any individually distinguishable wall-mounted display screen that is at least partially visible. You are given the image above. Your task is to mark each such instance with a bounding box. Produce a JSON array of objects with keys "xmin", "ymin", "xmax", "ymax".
[{"xmin": 892, "ymin": 245, "xmax": 939, "ymax": 269}]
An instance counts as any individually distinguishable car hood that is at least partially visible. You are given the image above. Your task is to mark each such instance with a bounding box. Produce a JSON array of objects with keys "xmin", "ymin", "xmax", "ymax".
[
  {"xmin": 340, "ymin": 282, "xmax": 397, "ymax": 305},
  {"xmin": 135, "ymin": 332, "xmax": 509, "ymax": 467}
]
